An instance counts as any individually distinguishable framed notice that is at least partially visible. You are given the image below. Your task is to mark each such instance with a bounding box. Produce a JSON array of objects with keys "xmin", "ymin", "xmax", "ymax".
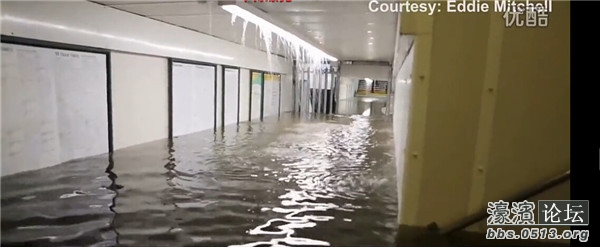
[
  {"xmin": 373, "ymin": 80, "xmax": 388, "ymax": 94},
  {"xmin": 357, "ymin": 79, "xmax": 368, "ymax": 95}
]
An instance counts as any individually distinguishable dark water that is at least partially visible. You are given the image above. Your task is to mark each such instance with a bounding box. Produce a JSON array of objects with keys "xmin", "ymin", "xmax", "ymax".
[{"xmin": 1, "ymin": 105, "xmax": 397, "ymax": 246}]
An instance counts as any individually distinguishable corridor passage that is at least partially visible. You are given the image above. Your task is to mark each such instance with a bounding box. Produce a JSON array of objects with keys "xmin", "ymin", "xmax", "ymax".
[{"xmin": 1, "ymin": 106, "xmax": 398, "ymax": 246}]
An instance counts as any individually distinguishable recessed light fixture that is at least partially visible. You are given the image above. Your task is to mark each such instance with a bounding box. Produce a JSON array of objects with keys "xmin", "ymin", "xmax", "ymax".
[
  {"xmin": 367, "ymin": 30, "xmax": 372, "ymax": 33},
  {"xmin": 369, "ymin": 37, "xmax": 374, "ymax": 39},
  {"xmin": 367, "ymin": 22, "xmax": 375, "ymax": 25},
  {"xmin": 368, "ymin": 42, "xmax": 373, "ymax": 45}
]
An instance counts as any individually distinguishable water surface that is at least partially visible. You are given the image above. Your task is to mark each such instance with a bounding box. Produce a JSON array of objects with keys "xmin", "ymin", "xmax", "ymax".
[{"xmin": 2, "ymin": 110, "xmax": 397, "ymax": 246}]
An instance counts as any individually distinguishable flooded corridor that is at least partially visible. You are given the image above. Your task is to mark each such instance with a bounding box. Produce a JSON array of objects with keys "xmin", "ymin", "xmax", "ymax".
[{"xmin": 1, "ymin": 99, "xmax": 398, "ymax": 247}]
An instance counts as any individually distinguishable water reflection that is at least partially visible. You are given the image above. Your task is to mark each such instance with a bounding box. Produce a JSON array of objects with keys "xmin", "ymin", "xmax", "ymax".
[
  {"xmin": 2, "ymin": 111, "xmax": 397, "ymax": 246},
  {"xmin": 338, "ymin": 97, "xmax": 388, "ymax": 117}
]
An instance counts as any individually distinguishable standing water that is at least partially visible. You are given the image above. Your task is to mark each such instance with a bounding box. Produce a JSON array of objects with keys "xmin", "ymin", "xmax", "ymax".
[{"xmin": 1, "ymin": 109, "xmax": 398, "ymax": 246}]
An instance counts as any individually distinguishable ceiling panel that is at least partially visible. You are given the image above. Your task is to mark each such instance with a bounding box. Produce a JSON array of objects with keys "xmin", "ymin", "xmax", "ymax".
[
  {"xmin": 153, "ymin": 14, "xmax": 288, "ymax": 55},
  {"xmin": 251, "ymin": 1, "xmax": 397, "ymax": 62},
  {"xmin": 108, "ymin": 2, "xmax": 215, "ymax": 16},
  {"xmin": 94, "ymin": 0, "xmax": 398, "ymax": 62},
  {"xmin": 94, "ymin": 0, "xmax": 197, "ymax": 5},
  {"xmin": 253, "ymin": 1, "xmax": 370, "ymax": 13}
]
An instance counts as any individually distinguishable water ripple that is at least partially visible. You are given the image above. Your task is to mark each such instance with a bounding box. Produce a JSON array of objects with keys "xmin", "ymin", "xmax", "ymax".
[{"xmin": 2, "ymin": 113, "xmax": 397, "ymax": 246}]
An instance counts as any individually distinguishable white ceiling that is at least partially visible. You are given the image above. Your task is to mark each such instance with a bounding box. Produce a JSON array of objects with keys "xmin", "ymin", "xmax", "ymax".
[{"xmin": 92, "ymin": 0, "xmax": 398, "ymax": 63}]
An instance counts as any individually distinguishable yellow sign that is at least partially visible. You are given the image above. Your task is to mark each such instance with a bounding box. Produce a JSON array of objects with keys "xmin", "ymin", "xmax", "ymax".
[{"xmin": 264, "ymin": 73, "xmax": 280, "ymax": 82}]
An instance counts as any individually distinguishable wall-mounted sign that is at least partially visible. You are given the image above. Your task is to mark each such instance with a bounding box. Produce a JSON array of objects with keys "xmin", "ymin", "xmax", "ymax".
[
  {"xmin": 357, "ymin": 79, "xmax": 369, "ymax": 95},
  {"xmin": 373, "ymin": 80, "xmax": 388, "ymax": 94}
]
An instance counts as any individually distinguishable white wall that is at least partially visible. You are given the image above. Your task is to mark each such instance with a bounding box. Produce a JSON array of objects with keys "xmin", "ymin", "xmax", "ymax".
[
  {"xmin": 338, "ymin": 78, "xmax": 357, "ymax": 100},
  {"xmin": 392, "ymin": 36, "xmax": 414, "ymax": 80},
  {"xmin": 0, "ymin": 2, "xmax": 292, "ymax": 123},
  {"xmin": 111, "ymin": 52, "xmax": 168, "ymax": 150},
  {"xmin": 396, "ymin": 2, "xmax": 570, "ymax": 228},
  {"xmin": 391, "ymin": 37, "xmax": 415, "ymax": 223},
  {"xmin": 396, "ymin": 45, "xmax": 414, "ymax": 84},
  {"xmin": 0, "ymin": 1, "xmax": 291, "ymax": 74},
  {"xmin": 0, "ymin": 1, "xmax": 294, "ymax": 175},
  {"xmin": 338, "ymin": 64, "xmax": 391, "ymax": 100},
  {"xmin": 340, "ymin": 64, "xmax": 391, "ymax": 82}
]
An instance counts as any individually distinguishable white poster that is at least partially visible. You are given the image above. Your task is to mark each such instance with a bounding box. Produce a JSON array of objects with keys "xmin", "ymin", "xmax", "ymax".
[
  {"xmin": 269, "ymin": 74, "xmax": 281, "ymax": 116},
  {"xmin": 280, "ymin": 75, "xmax": 294, "ymax": 113},
  {"xmin": 2, "ymin": 43, "xmax": 108, "ymax": 176},
  {"xmin": 263, "ymin": 73, "xmax": 273, "ymax": 117},
  {"xmin": 172, "ymin": 62, "xmax": 215, "ymax": 136},
  {"xmin": 238, "ymin": 69, "xmax": 250, "ymax": 122},
  {"xmin": 262, "ymin": 73, "xmax": 281, "ymax": 117},
  {"xmin": 250, "ymin": 72, "xmax": 262, "ymax": 120},
  {"xmin": 224, "ymin": 68, "xmax": 239, "ymax": 126},
  {"xmin": 271, "ymin": 75, "xmax": 281, "ymax": 116}
]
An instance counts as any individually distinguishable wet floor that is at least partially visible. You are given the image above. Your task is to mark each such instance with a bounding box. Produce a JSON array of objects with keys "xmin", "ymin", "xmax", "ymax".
[{"xmin": 1, "ymin": 99, "xmax": 397, "ymax": 247}]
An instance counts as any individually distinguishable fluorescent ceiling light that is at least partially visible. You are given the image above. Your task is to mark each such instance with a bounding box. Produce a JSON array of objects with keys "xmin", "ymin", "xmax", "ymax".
[{"xmin": 220, "ymin": 4, "xmax": 338, "ymax": 62}]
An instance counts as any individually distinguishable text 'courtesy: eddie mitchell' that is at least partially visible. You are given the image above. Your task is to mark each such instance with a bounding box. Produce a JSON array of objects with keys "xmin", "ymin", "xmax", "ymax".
[{"xmin": 446, "ymin": 0, "xmax": 553, "ymax": 13}]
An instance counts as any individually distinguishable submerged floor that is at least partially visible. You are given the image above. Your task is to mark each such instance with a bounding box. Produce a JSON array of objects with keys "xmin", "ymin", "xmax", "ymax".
[{"xmin": 1, "ymin": 101, "xmax": 398, "ymax": 246}]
